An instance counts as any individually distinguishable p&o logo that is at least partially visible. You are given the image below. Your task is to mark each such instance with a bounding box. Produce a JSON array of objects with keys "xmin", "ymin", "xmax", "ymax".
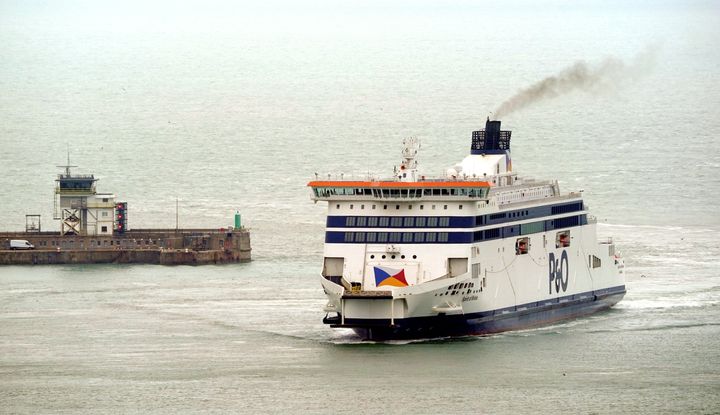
[{"xmin": 548, "ymin": 250, "xmax": 569, "ymax": 294}]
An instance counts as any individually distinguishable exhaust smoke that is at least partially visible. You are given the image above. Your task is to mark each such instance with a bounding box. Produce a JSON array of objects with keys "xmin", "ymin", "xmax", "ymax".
[{"xmin": 493, "ymin": 47, "xmax": 657, "ymax": 119}]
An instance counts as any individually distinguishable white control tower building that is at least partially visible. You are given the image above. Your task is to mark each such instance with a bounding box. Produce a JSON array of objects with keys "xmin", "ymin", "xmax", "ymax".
[{"xmin": 54, "ymin": 159, "xmax": 115, "ymax": 236}]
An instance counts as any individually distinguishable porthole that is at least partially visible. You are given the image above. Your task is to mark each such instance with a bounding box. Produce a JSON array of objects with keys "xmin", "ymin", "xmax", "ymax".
[
  {"xmin": 412, "ymin": 255, "xmax": 417, "ymax": 259},
  {"xmin": 370, "ymin": 255, "xmax": 375, "ymax": 259},
  {"xmin": 382, "ymin": 255, "xmax": 386, "ymax": 259},
  {"xmin": 391, "ymin": 255, "xmax": 396, "ymax": 259},
  {"xmin": 401, "ymin": 255, "xmax": 405, "ymax": 259}
]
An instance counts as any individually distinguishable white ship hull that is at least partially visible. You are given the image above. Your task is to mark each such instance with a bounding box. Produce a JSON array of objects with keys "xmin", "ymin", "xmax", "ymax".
[{"xmin": 320, "ymin": 222, "xmax": 625, "ymax": 340}]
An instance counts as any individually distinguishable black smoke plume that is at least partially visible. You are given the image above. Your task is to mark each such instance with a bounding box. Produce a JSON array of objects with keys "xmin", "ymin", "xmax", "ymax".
[{"xmin": 493, "ymin": 47, "xmax": 656, "ymax": 119}]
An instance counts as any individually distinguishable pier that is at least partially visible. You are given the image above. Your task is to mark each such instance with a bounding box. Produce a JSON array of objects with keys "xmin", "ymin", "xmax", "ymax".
[{"xmin": 0, "ymin": 228, "xmax": 251, "ymax": 265}]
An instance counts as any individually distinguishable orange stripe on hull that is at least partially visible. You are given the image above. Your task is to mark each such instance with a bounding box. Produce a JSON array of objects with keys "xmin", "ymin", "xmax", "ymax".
[{"xmin": 307, "ymin": 180, "xmax": 491, "ymax": 188}]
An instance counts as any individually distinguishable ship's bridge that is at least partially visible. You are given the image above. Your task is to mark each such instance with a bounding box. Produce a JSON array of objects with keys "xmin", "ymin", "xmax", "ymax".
[
  {"xmin": 308, "ymin": 179, "xmax": 491, "ymax": 201},
  {"xmin": 309, "ymin": 119, "xmax": 520, "ymax": 201}
]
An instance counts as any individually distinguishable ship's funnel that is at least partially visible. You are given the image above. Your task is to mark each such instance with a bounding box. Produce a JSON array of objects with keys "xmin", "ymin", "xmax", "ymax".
[{"xmin": 471, "ymin": 119, "xmax": 512, "ymax": 155}]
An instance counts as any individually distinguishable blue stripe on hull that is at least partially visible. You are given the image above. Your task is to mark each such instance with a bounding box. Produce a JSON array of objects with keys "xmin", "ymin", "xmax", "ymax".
[{"xmin": 329, "ymin": 286, "xmax": 626, "ymax": 341}]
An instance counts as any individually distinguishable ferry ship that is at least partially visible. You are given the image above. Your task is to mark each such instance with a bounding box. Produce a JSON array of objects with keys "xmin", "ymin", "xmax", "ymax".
[{"xmin": 308, "ymin": 119, "xmax": 625, "ymax": 340}]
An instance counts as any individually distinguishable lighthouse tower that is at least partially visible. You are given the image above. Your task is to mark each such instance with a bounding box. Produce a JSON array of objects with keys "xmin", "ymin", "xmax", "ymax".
[{"xmin": 54, "ymin": 156, "xmax": 116, "ymax": 236}]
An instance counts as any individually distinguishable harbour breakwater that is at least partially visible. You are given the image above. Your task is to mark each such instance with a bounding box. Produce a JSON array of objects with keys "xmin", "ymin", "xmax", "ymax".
[{"xmin": 0, "ymin": 228, "xmax": 251, "ymax": 265}]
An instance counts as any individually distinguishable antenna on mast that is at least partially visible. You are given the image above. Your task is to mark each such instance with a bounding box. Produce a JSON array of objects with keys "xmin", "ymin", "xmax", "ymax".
[{"xmin": 57, "ymin": 144, "xmax": 78, "ymax": 176}]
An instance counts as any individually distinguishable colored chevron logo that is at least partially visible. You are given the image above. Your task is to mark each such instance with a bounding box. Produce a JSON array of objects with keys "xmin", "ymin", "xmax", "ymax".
[{"xmin": 374, "ymin": 266, "xmax": 408, "ymax": 287}]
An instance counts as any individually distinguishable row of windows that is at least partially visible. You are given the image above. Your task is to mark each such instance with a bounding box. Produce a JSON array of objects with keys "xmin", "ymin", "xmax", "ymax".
[
  {"xmin": 329, "ymin": 202, "xmax": 585, "ymax": 229},
  {"xmin": 343, "ymin": 232, "xmax": 450, "ymax": 243},
  {"xmin": 338, "ymin": 203, "xmax": 456, "ymax": 211},
  {"xmin": 552, "ymin": 202, "xmax": 583, "ymax": 215},
  {"xmin": 314, "ymin": 187, "xmax": 489, "ymax": 199},
  {"xmin": 326, "ymin": 215, "xmax": 587, "ymax": 244},
  {"xmin": 341, "ymin": 216, "xmax": 453, "ymax": 228}
]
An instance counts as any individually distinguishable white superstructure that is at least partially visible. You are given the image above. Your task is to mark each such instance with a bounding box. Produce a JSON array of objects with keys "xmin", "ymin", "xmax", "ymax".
[{"xmin": 309, "ymin": 119, "xmax": 625, "ymax": 340}]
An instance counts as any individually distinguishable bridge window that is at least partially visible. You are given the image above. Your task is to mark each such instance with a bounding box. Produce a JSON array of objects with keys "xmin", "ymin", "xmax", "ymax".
[
  {"xmin": 515, "ymin": 237, "xmax": 529, "ymax": 255},
  {"xmin": 556, "ymin": 231, "xmax": 571, "ymax": 248}
]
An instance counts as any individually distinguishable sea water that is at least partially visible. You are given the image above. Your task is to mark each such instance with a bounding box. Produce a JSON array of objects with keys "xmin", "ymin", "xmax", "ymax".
[{"xmin": 0, "ymin": 1, "xmax": 718, "ymax": 413}]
